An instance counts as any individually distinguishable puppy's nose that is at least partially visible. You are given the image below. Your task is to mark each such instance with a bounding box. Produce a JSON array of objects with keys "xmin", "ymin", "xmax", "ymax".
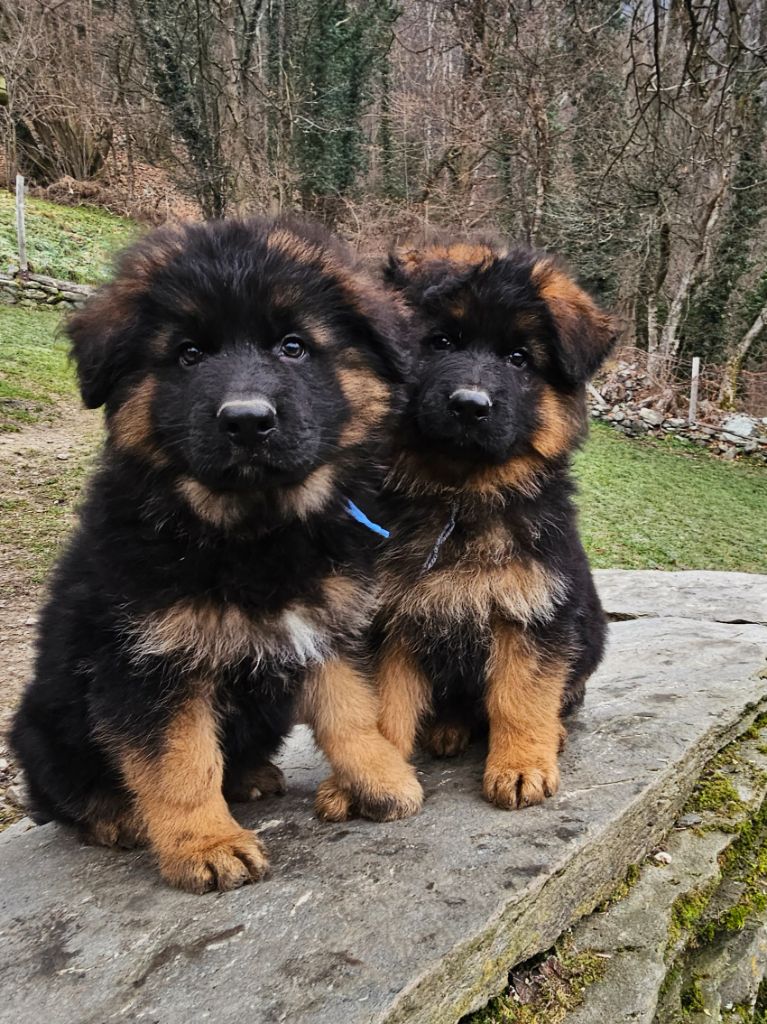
[
  {"xmin": 217, "ymin": 399, "xmax": 277, "ymax": 445},
  {"xmin": 449, "ymin": 388, "xmax": 492, "ymax": 422}
]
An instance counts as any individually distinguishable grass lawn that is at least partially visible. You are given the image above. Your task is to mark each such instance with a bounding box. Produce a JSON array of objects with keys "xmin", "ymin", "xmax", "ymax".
[
  {"xmin": 0, "ymin": 189, "xmax": 138, "ymax": 284},
  {"xmin": 574, "ymin": 423, "xmax": 767, "ymax": 573},
  {"xmin": 0, "ymin": 305, "xmax": 77, "ymax": 430}
]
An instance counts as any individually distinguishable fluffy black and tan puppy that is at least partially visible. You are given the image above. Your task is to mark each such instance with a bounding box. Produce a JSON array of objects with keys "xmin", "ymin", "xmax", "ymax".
[
  {"xmin": 10, "ymin": 217, "xmax": 422, "ymax": 893},
  {"xmin": 351, "ymin": 241, "xmax": 615, "ymax": 813}
]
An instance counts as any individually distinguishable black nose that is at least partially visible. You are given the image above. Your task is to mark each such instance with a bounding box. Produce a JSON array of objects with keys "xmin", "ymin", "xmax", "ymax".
[
  {"xmin": 449, "ymin": 388, "xmax": 492, "ymax": 422},
  {"xmin": 217, "ymin": 399, "xmax": 277, "ymax": 446}
]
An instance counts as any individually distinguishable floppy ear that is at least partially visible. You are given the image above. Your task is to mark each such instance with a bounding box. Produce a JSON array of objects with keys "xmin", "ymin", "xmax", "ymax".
[
  {"xmin": 66, "ymin": 288, "xmax": 138, "ymax": 409},
  {"xmin": 67, "ymin": 228, "xmax": 185, "ymax": 408},
  {"xmin": 532, "ymin": 258, "xmax": 616, "ymax": 384}
]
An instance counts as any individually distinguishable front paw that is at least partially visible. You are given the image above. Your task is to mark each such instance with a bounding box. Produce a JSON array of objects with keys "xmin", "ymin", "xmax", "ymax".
[
  {"xmin": 315, "ymin": 776, "xmax": 354, "ymax": 822},
  {"xmin": 483, "ymin": 759, "xmax": 560, "ymax": 810},
  {"xmin": 423, "ymin": 721, "xmax": 471, "ymax": 758},
  {"xmin": 315, "ymin": 770, "xmax": 423, "ymax": 823},
  {"xmin": 158, "ymin": 828, "xmax": 269, "ymax": 894}
]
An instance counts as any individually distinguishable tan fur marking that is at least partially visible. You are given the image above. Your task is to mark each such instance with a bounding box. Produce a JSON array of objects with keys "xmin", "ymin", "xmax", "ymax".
[
  {"xmin": 301, "ymin": 316, "xmax": 334, "ymax": 349},
  {"xmin": 110, "ymin": 377, "xmax": 167, "ymax": 464},
  {"xmin": 470, "ymin": 456, "xmax": 545, "ymax": 497},
  {"xmin": 531, "ymin": 387, "xmax": 581, "ymax": 460},
  {"xmin": 120, "ymin": 698, "xmax": 268, "ymax": 892},
  {"xmin": 376, "ymin": 642, "xmax": 431, "ymax": 760},
  {"xmin": 322, "ymin": 574, "xmax": 363, "ymax": 617},
  {"xmin": 396, "ymin": 242, "xmax": 497, "ymax": 275},
  {"xmin": 387, "ymin": 450, "xmax": 545, "ymax": 500},
  {"xmin": 268, "ymin": 229, "xmax": 334, "ymax": 273},
  {"xmin": 304, "ymin": 658, "xmax": 423, "ymax": 822},
  {"xmin": 337, "ymin": 362, "xmax": 391, "ymax": 447},
  {"xmin": 279, "ymin": 464, "xmax": 336, "ymax": 520},
  {"xmin": 386, "ymin": 558, "xmax": 565, "ymax": 628},
  {"xmin": 134, "ymin": 601, "xmax": 253, "ymax": 670},
  {"xmin": 133, "ymin": 598, "xmax": 331, "ymax": 672},
  {"xmin": 482, "ymin": 628, "xmax": 567, "ymax": 809},
  {"xmin": 177, "ymin": 478, "xmax": 245, "ymax": 529}
]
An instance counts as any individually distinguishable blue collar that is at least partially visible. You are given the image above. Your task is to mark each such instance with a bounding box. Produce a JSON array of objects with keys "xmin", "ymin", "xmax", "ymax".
[{"xmin": 344, "ymin": 499, "xmax": 390, "ymax": 539}]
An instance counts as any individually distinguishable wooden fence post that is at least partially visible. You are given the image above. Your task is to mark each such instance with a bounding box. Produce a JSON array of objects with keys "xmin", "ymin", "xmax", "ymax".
[
  {"xmin": 689, "ymin": 356, "xmax": 700, "ymax": 424},
  {"xmin": 15, "ymin": 174, "xmax": 28, "ymax": 279}
]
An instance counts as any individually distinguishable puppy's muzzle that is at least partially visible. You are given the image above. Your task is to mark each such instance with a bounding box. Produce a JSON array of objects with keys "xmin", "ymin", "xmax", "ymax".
[
  {"xmin": 218, "ymin": 398, "xmax": 277, "ymax": 447},
  {"xmin": 449, "ymin": 388, "xmax": 492, "ymax": 423}
]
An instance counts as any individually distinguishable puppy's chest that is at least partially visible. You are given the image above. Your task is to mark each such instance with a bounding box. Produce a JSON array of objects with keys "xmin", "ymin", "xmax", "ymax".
[
  {"xmin": 380, "ymin": 506, "xmax": 565, "ymax": 627},
  {"xmin": 125, "ymin": 572, "xmax": 373, "ymax": 678}
]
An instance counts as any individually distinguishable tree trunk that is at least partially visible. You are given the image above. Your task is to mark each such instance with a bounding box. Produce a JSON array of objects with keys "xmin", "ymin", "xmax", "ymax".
[
  {"xmin": 718, "ymin": 301, "xmax": 767, "ymax": 408},
  {"xmin": 658, "ymin": 172, "xmax": 730, "ymax": 364}
]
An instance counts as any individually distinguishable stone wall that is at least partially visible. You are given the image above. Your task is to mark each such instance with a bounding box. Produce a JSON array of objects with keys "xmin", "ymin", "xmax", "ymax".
[
  {"xmin": 590, "ymin": 399, "xmax": 767, "ymax": 464},
  {"xmin": 0, "ymin": 270, "xmax": 93, "ymax": 310}
]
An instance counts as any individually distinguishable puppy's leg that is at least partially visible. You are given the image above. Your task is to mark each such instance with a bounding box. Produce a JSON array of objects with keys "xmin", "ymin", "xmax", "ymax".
[
  {"xmin": 377, "ymin": 640, "xmax": 431, "ymax": 759},
  {"xmin": 306, "ymin": 658, "xmax": 423, "ymax": 823},
  {"xmin": 482, "ymin": 627, "xmax": 567, "ymax": 810},
  {"xmin": 120, "ymin": 696, "xmax": 268, "ymax": 893}
]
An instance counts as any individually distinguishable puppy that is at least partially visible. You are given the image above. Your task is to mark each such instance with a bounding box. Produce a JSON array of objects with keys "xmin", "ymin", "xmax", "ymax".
[
  {"xmin": 365, "ymin": 241, "xmax": 616, "ymax": 811},
  {"xmin": 11, "ymin": 218, "xmax": 422, "ymax": 893}
]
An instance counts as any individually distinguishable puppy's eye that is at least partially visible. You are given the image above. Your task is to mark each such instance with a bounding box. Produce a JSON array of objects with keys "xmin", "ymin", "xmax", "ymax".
[
  {"xmin": 507, "ymin": 349, "xmax": 528, "ymax": 367},
  {"xmin": 178, "ymin": 344, "xmax": 204, "ymax": 367},
  {"xmin": 429, "ymin": 334, "xmax": 453, "ymax": 351},
  {"xmin": 278, "ymin": 335, "xmax": 307, "ymax": 361}
]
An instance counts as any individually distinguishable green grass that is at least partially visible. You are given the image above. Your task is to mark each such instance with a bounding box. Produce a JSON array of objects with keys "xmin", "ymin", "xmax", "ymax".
[
  {"xmin": 0, "ymin": 305, "xmax": 77, "ymax": 429},
  {"xmin": 575, "ymin": 424, "xmax": 767, "ymax": 573},
  {"xmin": 0, "ymin": 189, "xmax": 138, "ymax": 284},
  {"xmin": 0, "ymin": 443, "xmax": 96, "ymax": 591}
]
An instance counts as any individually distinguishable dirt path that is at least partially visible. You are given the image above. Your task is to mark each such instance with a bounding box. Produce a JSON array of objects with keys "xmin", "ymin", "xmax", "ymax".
[{"xmin": 0, "ymin": 402, "xmax": 101, "ymax": 825}]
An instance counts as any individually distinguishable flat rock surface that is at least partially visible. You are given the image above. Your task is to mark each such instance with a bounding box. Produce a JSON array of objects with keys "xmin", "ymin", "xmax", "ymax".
[
  {"xmin": 595, "ymin": 569, "xmax": 767, "ymax": 625},
  {"xmin": 1, "ymin": 576, "xmax": 766, "ymax": 1024}
]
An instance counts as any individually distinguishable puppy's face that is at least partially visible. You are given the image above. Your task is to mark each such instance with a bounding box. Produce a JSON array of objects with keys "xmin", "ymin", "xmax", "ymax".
[
  {"xmin": 386, "ymin": 243, "xmax": 615, "ymax": 467},
  {"xmin": 69, "ymin": 220, "xmax": 402, "ymax": 493}
]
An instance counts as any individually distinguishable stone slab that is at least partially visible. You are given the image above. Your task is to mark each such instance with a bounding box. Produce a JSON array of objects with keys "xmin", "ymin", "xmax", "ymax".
[
  {"xmin": 568, "ymin": 731, "xmax": 767, "ymax": 1024},
  {"xmin": 1, "ymin": 613, "xmax": 765, "ymax": 1024},
  {"xmin": 595, "ymin": 570, "xmax": 767, "ymax": 625}
]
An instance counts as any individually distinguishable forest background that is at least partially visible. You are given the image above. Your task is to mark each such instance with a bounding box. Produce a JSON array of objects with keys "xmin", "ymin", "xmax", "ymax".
[{"xmin": 2, "ymin": 0, "xmax": 767, "ymax": 406}]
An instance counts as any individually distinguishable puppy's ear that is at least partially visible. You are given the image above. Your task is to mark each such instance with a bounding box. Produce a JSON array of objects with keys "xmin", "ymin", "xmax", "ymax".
[
  {"xmin": 67, "ymin": 229, "xmax": 184, "ymax": 408},
  {"xmin": 385, "ymin": 242, "xmax": 496, "ymax": 291},
  {"xmin": 384, "ymin": 246, "xmax": 426, "ymax": 289},
  {"xmin": 66, "ymin": 288, "xmax": 138, "ymax": 409},
  {"xmin": 532, "ymin": 258, "xmax": 616, "ymax": 384}
]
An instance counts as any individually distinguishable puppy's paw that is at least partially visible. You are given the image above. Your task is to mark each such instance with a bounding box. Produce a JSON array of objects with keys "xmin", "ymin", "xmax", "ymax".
[
  {"xmin": 483, "ymin": 759, "xmax": 560, "ymax": 810},
  {"xmin": 159, "ymin": 829, "xmax": 269, "ymax": 894},
  {"xmin": 224, "ymin": 761, "xmax": 287, "ymax": 802},
  {"xmin": 354, "ymin": 770, "xmax": 424, "ymax": 822},
  {"xmin": 81, "ymin": 807, "xmax": 148, "ymax": 849},
  {"xmin": 315, "ymin": 776, "xmax": 353, "ymax": 822},
  {"xmin": 315, "ymin": 771, "xmax": 423, "ymax": 823},
  {"xmin": 423, "ymin": 721, "xmax": 471, "ymax": 758}
]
